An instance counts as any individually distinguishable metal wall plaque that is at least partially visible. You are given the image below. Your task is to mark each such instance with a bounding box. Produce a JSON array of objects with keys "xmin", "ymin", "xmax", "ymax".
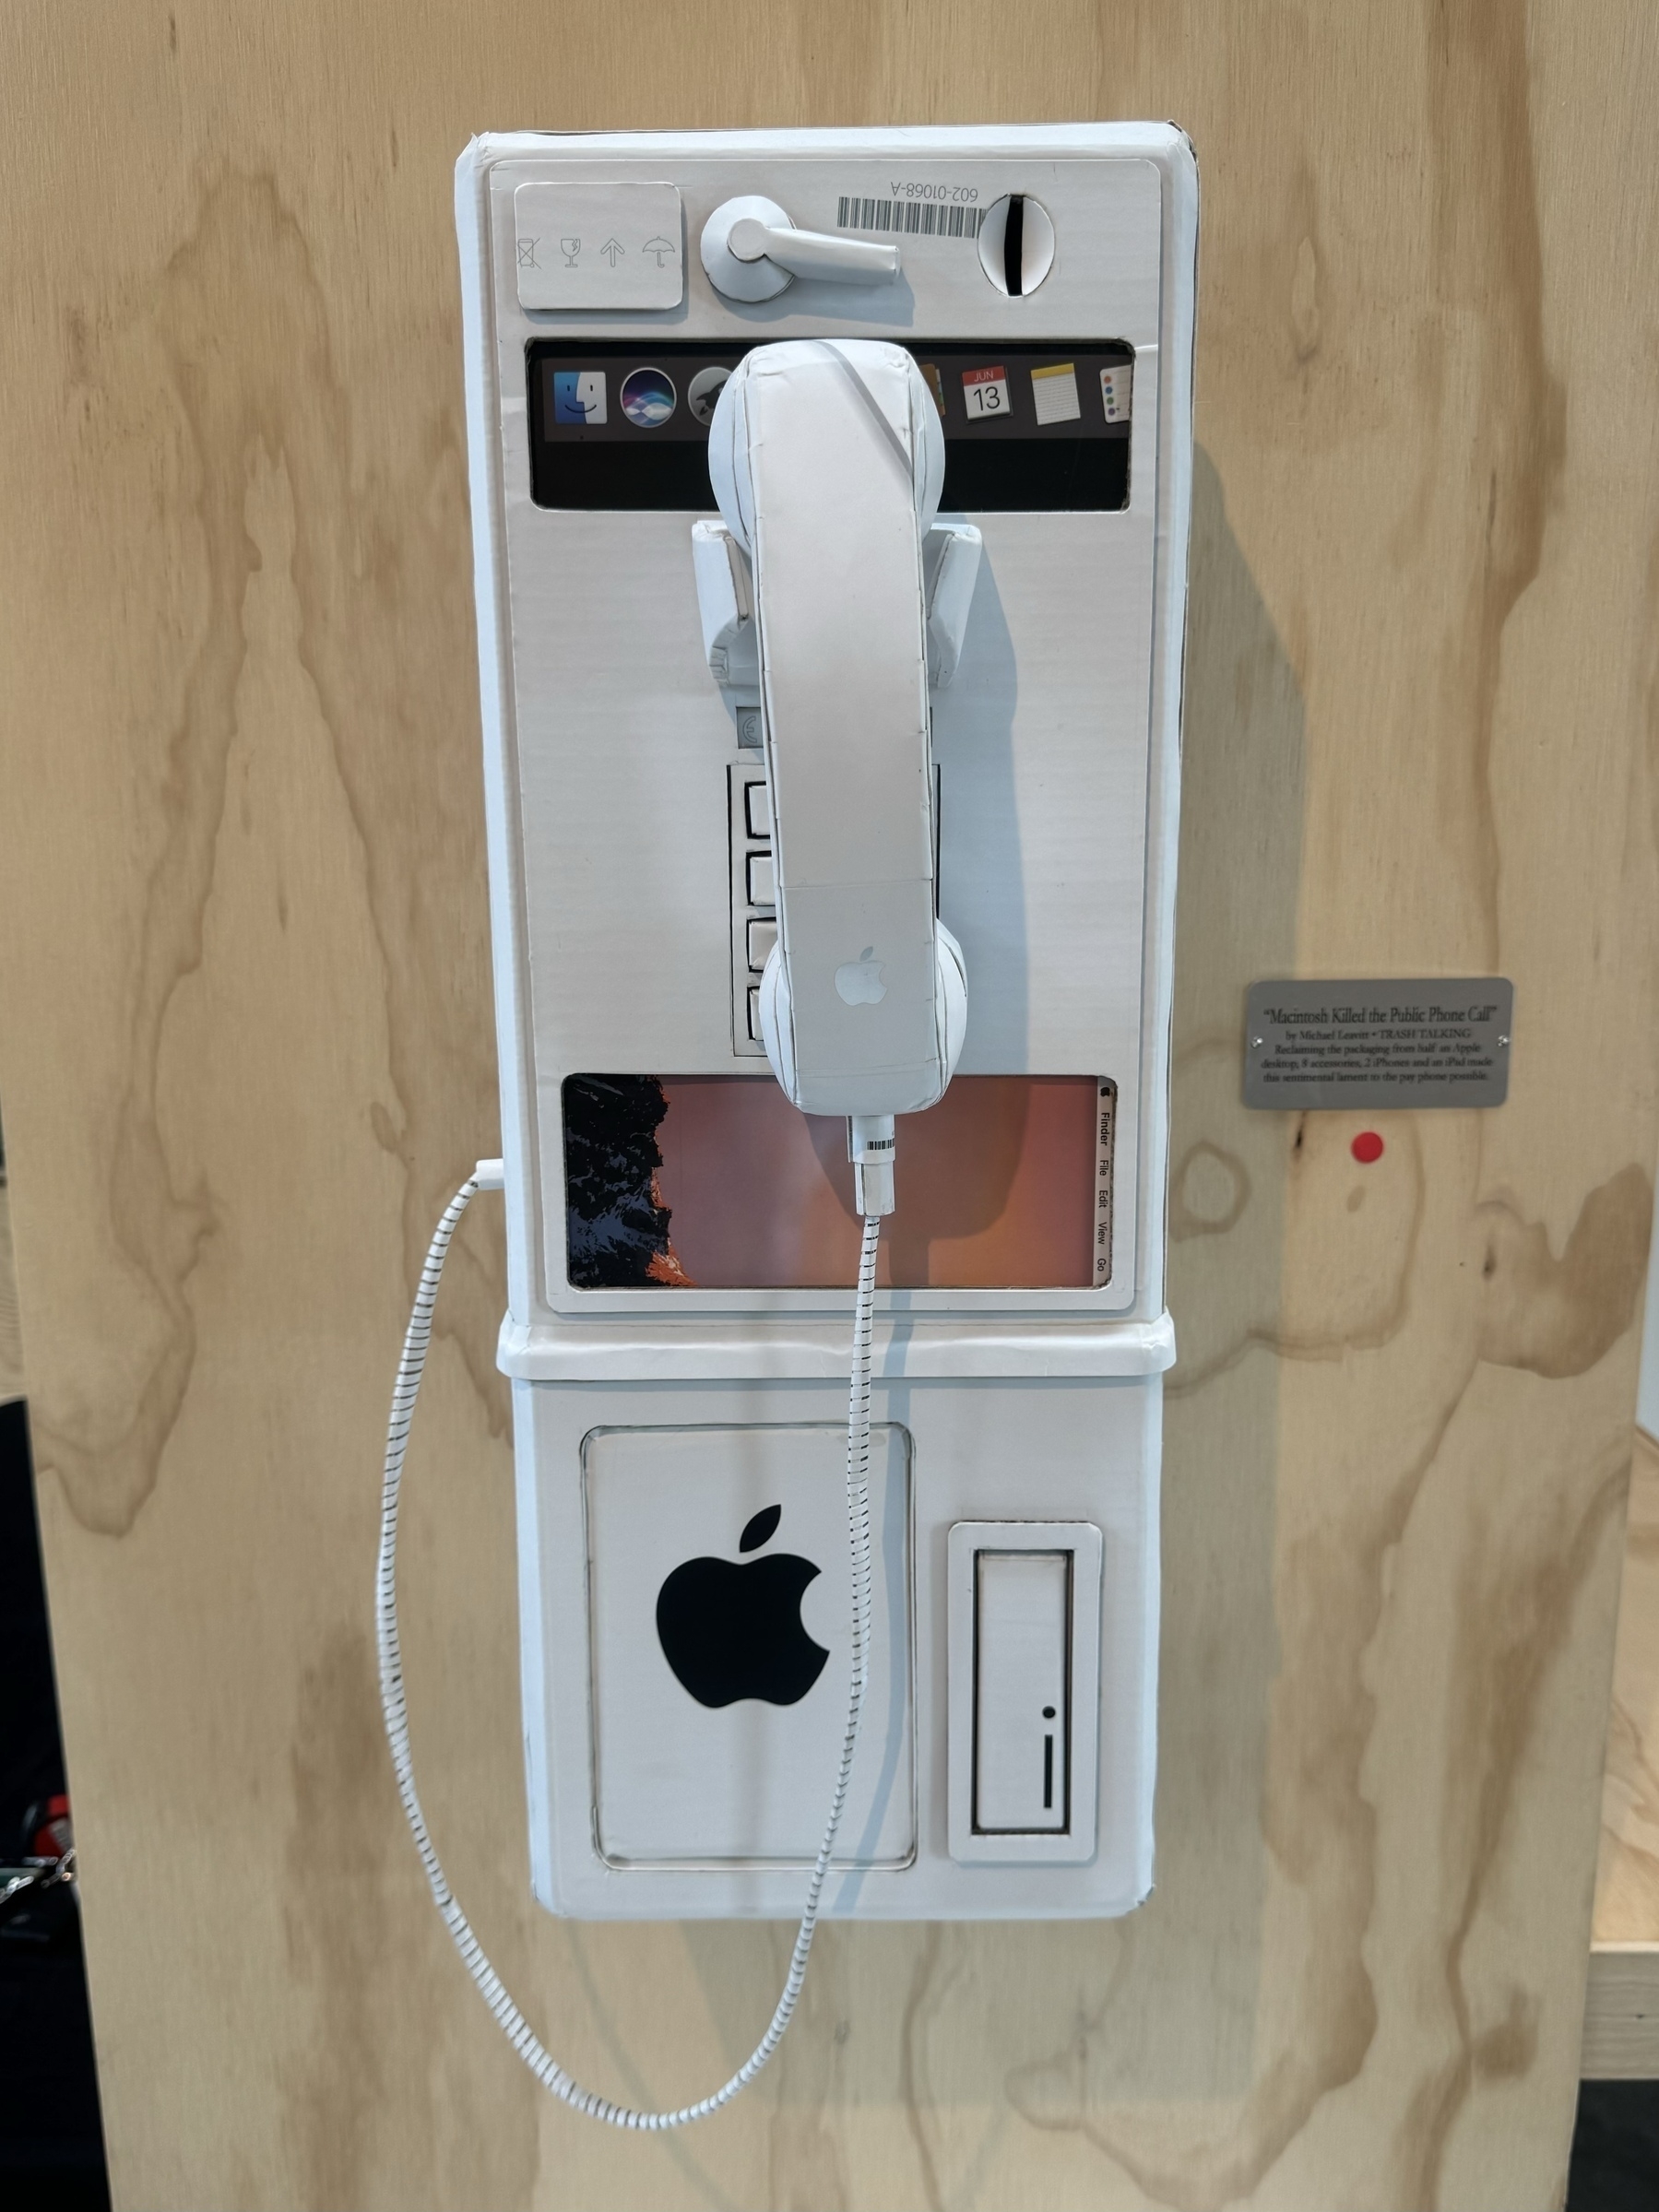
[{"xmin": 1243, "ymin": 978, "xmax": 1513, "ymax": 1110}]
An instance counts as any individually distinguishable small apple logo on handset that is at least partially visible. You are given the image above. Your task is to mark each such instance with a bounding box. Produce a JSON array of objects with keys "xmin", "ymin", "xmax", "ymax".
[
  {"xmin": 655, "ymin": 1503, "xmax": 830, "ymax": 1708},
  {"xmin": 835, "ymin": 946, "xmax": 888, "ymax": 1007}
]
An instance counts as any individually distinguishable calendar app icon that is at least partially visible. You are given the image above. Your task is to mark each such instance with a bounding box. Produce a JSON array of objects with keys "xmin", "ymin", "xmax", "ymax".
[{"xmin": 962, "ymin": 364, "xmax": 1010, "ymax": 420}]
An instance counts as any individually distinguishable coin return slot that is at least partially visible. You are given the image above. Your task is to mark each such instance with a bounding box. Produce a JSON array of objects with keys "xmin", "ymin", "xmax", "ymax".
[
  {"xmin": 947, "ymin": 1520, "xmax": 1101, "ymax": 1865},
  {"xmin": 975, "ymin": 1552, "xmax": 1071, "ymax": 1832}
]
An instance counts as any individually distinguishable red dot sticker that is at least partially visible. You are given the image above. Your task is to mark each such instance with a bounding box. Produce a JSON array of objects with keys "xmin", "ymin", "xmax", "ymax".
[{"xmin": 1351, "ymin": 1131, "xmax": 1384, "ymax": 1165}]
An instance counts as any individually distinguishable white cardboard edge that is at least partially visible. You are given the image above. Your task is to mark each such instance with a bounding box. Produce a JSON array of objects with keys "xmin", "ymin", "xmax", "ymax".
[
  {"xmin": 496, "ymin": 1308, "xmax": 1177, "ymax": 1380},
  {"xmin": 1135, "ymin": 133, "xmax": 1198, "ymax": 1321},
  {"xmin": 467, "ymin": 123, "xmax": 1193, "ymax": 163},
  {"xmin": 457, "ymin": 140, "xmax": 537, "ymax": 1319}
]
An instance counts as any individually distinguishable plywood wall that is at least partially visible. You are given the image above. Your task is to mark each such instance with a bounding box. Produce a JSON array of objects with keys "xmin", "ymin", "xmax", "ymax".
[
  {"xmin": 1595, "ymin": 1428, "xmax": 1659, "ymax": 1946},
  {"xmin": 2, "ymin": 5, "xmax": 1656, "ymax": 2206}
]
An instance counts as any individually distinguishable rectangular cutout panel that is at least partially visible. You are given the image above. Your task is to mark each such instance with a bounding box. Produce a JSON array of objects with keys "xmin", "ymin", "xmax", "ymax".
[
  {"xmin": 585, "ymin": 1423, "xmax": 914, "ymax": 1867},
  {"xmin": 527, "ymin": 339, "xmax": 1134, "ymax": 512},
  {"xmin": 562, "ymin": 1073, "xmax": 1116, "ymax": 1289}
]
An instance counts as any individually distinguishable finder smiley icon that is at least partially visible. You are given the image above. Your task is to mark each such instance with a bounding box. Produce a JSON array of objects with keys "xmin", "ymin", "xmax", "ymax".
[{"xmin": 655, "ymin": 1503, "xmax": 830, "ymax": 1709}]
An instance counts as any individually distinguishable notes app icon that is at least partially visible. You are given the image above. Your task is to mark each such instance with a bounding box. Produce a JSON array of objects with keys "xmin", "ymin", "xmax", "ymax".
[{"xmin": 1030, "ymin": 362, "xmax": 1081, "ymax": 426}]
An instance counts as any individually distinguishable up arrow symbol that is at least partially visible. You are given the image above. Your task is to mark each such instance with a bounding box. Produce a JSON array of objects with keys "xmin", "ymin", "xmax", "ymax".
[{"xmin": 599, "ymin": 237, "xmax": 624, "ymax": 266}]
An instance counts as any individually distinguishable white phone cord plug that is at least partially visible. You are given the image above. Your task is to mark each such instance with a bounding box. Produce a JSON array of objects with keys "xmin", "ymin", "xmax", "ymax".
[
  {"xmin": 848, "ymin": 1114, "xmax": 896, "ymax": 1216},
  {"xmin": 376, "ymin": 1157, "xmax": 881, "ymax": 2128}
]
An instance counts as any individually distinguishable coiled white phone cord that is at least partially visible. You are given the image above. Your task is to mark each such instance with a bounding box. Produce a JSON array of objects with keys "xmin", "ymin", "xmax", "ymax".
[{"xmin": 376, "ymin": 1162, "xmax": 881, "ymax": 2128}]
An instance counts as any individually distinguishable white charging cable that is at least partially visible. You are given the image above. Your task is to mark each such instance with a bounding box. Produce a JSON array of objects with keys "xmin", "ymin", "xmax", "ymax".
[{"xmin": 376, "ymin": 1157, "xmax": 882, "ymax": 2128}]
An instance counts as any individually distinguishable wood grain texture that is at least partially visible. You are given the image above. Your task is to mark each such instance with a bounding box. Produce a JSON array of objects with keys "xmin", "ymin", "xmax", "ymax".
[
  {"xmin": 1594, "ymin": 1427, "xmax": 1659, "ymax": 1946},
  {"xmin": 2, "ymin": 4, "xmax": 1657, "ymax": 2206},
  {"xmin": 1583, "ymin": 1432, "xmax": 1659, "ymax": 2075}
]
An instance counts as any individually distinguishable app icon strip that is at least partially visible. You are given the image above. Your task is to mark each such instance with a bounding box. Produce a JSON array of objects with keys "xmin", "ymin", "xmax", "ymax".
[
  {"xmin": 1031, "ymin": 362, "xmax": 1081, "ymax": 426},
  {"xmin": 1099, "ymin": 361, "xmax": 1133, "ymax": 423}
]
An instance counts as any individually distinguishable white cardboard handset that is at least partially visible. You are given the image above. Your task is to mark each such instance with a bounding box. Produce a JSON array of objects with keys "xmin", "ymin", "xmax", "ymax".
[{"xmin": 703, "ymin": 341, "xmax": 968, "ymax": 1120}]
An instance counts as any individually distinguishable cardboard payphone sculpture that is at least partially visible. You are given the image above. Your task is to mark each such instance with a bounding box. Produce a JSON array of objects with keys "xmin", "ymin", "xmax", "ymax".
[{"xmin": 444, "ymin": 125, "xmax": 1196, "ymax": 1929}]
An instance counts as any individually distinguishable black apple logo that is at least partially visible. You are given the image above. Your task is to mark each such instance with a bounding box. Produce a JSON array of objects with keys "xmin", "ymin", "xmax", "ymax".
[{"xmin": 655, "ymin": 1503, "xmax": 830, "ymax": 1708}]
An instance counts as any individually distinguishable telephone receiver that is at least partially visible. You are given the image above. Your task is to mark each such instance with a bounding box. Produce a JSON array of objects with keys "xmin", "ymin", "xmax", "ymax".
[{"xmin": 693, "ymin": 342, "xmax": 976, "ymax": 1193}]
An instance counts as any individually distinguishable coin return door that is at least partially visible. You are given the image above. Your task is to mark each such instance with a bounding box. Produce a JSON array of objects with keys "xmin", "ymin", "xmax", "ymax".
[{"xmin": 948, "ymin": 1521, "xmax": 1103, "ymax": 1863}]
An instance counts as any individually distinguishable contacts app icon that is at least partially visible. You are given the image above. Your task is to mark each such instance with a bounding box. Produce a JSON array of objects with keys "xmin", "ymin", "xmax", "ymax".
[{"xmin": 552, "ymin": 370, "xmax": 607, "ymax": 425}]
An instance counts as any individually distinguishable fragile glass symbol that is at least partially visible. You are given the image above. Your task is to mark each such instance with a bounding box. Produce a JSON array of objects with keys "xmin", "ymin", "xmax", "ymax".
[{"xmin": 560, "ymin": 236, "xmax": 581, "ymax": 266}]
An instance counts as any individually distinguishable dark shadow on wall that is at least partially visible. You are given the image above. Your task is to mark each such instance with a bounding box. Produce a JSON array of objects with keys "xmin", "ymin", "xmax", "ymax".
[
  {"xmin": 654, "ymin": 448, "xmax": 1308, "ymax": 2147},
  {"xmin": 0, "ymin": 1394, "xmax": 111, "ymax": 2210},
  {"xmin": 1002, "ymin": 443, "xmax": 1307, "ymax": 2116},
  {"xmin": 1567, "ymin": 2081, "xmax": 1659, "ymax": 2211},
  {"xmin": 1134, "ymin": 443, "xmax": 1306, "ymax": 2092}
]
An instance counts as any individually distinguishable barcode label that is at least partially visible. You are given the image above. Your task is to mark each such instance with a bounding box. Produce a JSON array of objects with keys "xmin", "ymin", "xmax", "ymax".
[{"xmin": 836, "ymin": 195, "xmax": 987, "ymax": 240}]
